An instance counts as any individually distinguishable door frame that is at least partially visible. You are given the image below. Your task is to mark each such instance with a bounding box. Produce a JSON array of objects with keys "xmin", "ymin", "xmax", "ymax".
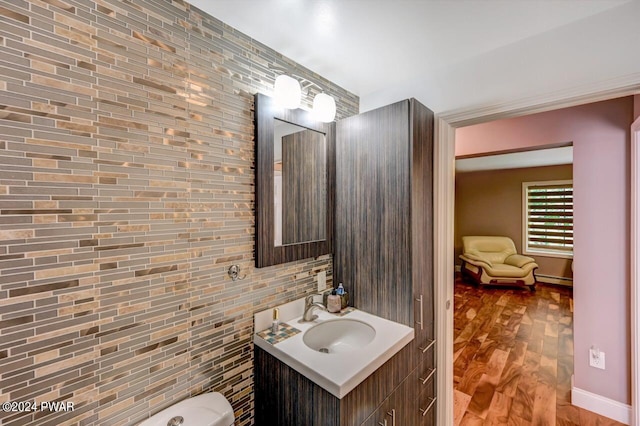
[
  {"xmin": 433, "ymin": 76, "xmax": 640, "ymax": 425},
  {"xmin": 632, "ymin": 116, "xmax": 640, "ymax": 426}
]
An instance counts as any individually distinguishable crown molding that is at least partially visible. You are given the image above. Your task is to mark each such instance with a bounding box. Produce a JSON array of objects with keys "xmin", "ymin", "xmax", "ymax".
[{"xmin": 440, "ymin": 72, "xmax": 640, "ymax": 128}]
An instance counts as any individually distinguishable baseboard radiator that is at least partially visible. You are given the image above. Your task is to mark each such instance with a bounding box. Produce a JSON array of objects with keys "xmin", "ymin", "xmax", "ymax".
[
  {"xmin": 536, "ymin": 274, "xmax": 573, "ymax": 286},
  {"xmin": 455, "ymin": 266, "xmax": 573, "ymax": 286}
]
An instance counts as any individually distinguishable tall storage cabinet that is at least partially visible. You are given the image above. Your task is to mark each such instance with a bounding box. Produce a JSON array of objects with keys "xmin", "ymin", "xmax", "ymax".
[{"xmin": 335, "ymin": 99, "xmax": 436, "ymax": 425}]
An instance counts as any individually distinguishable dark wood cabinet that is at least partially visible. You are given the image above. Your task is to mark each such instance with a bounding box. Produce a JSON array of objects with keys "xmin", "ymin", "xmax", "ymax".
[
  {"xmin": 253, "ymin": 337, "xmax": 437, "ymax": 425},
  {"xmin": 335, "ymin": 98, "xmax": 436, "ymax": 424},
  {"xmin": 254, "ymin": 342, "xmax": 416, "ymax": 426},
  {"xmin": 362, "ymin": 372, "xmax": 415, "ymax": 426},
  {"xmin": 358, "ymin": 357, "xmax": 436, "ymax": 426},
  {"xmin": 415, "ymin": 359, "xmax": 437, "ymax": 425},
  {"xmin": 335, "ymin": 98, "xmax": 434, "ymax": 330},
  {"xmin": 361, "ymin": 390, "xmax": 396, "ymax": 426},
  {"xmin": 334, "ymin": 100, "xmax": 412, "ymax": 325}
]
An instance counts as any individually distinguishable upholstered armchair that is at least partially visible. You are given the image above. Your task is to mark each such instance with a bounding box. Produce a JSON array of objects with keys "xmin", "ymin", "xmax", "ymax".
[{"xmin": 459, "ymin": 236, "xmax": 538, "ymax": 291}]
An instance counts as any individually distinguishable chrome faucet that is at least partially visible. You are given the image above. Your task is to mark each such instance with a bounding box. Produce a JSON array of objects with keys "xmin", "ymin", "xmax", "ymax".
[{"xmin": 301, "ymin": 293, "xmax": 327, "ymax": 322}]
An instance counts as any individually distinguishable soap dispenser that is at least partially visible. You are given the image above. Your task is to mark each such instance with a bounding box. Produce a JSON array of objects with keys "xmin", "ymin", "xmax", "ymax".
[
  {"xmin": 337, "ymin": 283, "xmax": 349, "ymax": 309},
  {"xmin": 271, "ymin": 308, "xmax": 280, "ymax": 334},
  {"xmin": 327, "ymin": 290, "xmax": 341, "ymax": 313}
]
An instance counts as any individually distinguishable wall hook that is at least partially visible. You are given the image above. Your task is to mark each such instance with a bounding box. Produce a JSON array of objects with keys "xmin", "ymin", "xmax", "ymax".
[{"xmin": 228, "ymin": 264, "xmax": 247, "ymax": 281}]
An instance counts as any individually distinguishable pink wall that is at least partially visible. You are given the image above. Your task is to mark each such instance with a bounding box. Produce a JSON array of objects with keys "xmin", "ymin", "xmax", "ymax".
[
  {"xmin": 456, "ymin": 97, "xmax": 633, "ymax": 404},
  {"xmin": 634, "ymin": 94, "xmax": 640, "ymax": 121}
]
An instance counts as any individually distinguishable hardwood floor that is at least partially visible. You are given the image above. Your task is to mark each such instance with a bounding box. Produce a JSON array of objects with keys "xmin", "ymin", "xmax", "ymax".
[{"xmin": 453, "ymin": 277, "xmax": 625, "ymax": 426}]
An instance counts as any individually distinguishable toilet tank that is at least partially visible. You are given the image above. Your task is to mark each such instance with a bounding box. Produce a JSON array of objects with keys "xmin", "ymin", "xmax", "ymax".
[{"xmin": 138, "ymin": 392, "xmax": 234, "ymax": 426}]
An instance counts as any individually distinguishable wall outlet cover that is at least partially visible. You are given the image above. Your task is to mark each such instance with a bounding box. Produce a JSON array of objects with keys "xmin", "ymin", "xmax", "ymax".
[
  {"xmin": 317, "ymin": 271, "xmax": 327, "ymax": 292},
  {"xmin": 589, "ymin": 348, "xmax": 605, "ymax": 370}
]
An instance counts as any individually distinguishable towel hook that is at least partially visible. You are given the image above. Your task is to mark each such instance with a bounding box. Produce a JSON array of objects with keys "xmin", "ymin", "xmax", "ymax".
[{"xmin": 228, "ymin": 264, "xmax": 247, "ymax": 281}]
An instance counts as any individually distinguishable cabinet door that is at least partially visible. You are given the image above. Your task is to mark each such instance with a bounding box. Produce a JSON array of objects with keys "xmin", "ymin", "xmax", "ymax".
[
  {"xmin": 409, "ymin": 98, "xmax": 435, "ymax": 359},
  {"xmin": 335, "ymin": 100, "xmax": 412, "ymax": 326},
  {"xmin": 390, "ymin": 372, "xmax": 418, "ymax": 426},
  {"xmin": 409, "ymin": 98, "xmax": 436, "ymax": 421},
  {"xmin": 361, "ymin": 371, "xmax": 418, "ymax": 426}
]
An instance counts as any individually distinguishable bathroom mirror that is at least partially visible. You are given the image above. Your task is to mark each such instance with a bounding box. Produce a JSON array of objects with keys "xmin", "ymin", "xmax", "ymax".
[
  {"xmin": 255, "ymin": 93, "xmax": 335, "ymax": 268},
  {"xmin": 273, "ymin": 119, "xmax": 327, "ymax": 246}
]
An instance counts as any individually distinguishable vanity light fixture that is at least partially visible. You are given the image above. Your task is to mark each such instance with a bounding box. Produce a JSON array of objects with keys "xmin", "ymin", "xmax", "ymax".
[
  {"xmin": 274, "ymin": 74, "xmax": 301, "ymax": 109},
  {"xmin": 312, "ymin": 92, "xmax": 336, "ymax": 123},
  {"xmin": 273, "ymin": 72, "xmax": 337, "ymax": 122}
]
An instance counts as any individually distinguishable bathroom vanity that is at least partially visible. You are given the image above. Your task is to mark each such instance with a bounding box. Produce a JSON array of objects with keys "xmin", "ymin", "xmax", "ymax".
[
  {"xmin": 254, "ymin": 340, "xmax": 434, "ymax": 425},
  {"xmin": 253, "ymin": 97, "xmax": 436, "ymax": 425},
  {"xmin": 253, "ymin": 304, "xmax": 434, "ymax": 425}
]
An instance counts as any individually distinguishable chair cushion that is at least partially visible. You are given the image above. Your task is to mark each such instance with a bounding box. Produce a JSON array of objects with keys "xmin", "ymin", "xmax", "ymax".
[
  {"xmin": 460, "ymin": 252, "xmax": 493, "ymax": 267},
  {"xmin": 483, "ymin": 263, "xmax": 532, "ymax": 278},
  {"xmin": 462, "ymin": 236, "xmax": 517, "ymax": 264},
  {"xmin": 504, "ymin": 254, "xmax": 536, "ymax": 268}
]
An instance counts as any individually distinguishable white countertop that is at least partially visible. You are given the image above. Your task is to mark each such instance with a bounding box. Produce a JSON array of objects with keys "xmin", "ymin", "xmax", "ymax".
[{"xmin": 253, "ymin": 300, "xmax": 414, "ymax": 399}]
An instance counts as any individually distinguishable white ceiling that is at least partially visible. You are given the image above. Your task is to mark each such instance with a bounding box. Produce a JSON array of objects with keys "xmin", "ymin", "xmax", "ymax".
[
  {"xmin": 188, "ymin": 0, "xmax": 639, "ymax": 113},
  {"xmin": 455, "ymin": 146, "xmax": 573, "ymax": 172}
]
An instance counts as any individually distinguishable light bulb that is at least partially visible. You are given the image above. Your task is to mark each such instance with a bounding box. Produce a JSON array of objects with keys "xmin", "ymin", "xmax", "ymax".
[
  {"xmin": 312, "ymin": 93, "xmax": 336, "ymax": 122},
  {"xmin": 274, "ymin": 75, "xmax": 301, "ymax": 109}
]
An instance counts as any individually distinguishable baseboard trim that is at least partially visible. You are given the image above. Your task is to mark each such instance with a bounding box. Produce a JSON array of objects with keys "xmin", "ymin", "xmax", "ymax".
[{"xmin": 572, "ymin": 383, "xmax": 631, "ymax": 424}]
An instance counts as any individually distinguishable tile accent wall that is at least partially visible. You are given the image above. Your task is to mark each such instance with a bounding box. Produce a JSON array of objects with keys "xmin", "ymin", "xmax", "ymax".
[{"xmin": 0, "ymin": 1, "xmax": 358, "ymax": 425}]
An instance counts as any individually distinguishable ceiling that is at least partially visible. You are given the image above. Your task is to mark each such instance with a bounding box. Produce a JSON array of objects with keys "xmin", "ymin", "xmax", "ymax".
[
  {"xmin": 188, "ymin": 0, "xmax": 633, "ymax": 112},
  {"xmin": 455, "ymin": 146, "xmax": 573, "ymax": 172}
]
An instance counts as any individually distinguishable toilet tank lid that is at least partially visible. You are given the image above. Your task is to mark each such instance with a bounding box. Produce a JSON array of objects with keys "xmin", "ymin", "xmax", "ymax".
[{"xmin": 138, "ymin": 392, "xmax": 234, "ymax": 426}]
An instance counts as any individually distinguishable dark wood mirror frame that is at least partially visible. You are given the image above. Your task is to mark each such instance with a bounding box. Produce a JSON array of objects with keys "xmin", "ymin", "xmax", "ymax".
[{"xmin": 254, "ymin": 93, "xmax": 335, "ymax": 268}]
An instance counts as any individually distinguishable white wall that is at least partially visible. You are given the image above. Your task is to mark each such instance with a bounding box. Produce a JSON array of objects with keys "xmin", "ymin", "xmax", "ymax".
[{"xmin": 360, "ymin": 1, "xmax": 640, "ymax": 114}]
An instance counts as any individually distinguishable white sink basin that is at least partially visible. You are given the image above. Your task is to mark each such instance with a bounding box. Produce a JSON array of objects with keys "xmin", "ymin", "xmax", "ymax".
[
  {"xmin": 303, "ymin": 319, "xmax": 376, "ymax": 354},
  {"xmin": 253, "ymin": 300, "xmax": 414, "ymax": 398}
]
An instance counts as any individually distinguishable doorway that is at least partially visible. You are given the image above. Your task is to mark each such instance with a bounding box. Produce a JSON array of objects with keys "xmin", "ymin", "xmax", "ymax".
[
  {"xmin": 453, "ymin": 128, "xmax": 577, "ymax": 423},
  {"xmin": 434, "ymin": 91, "xmax": 640, "ymax": 425}
]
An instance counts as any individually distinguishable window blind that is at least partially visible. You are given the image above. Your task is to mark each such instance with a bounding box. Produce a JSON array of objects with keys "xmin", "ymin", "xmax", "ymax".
[{"xmin": 525, "ymin": 181, "xmax": 573, "ymax": 253}]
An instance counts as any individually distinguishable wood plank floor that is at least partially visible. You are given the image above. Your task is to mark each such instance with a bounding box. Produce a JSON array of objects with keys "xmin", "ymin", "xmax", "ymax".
[{"xmin": 453, "ymin": 278, "xmax": 625, "ymax": 426}]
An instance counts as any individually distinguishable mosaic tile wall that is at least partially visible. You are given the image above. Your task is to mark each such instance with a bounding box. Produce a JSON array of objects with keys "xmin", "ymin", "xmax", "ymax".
[{"xmin": 0, "ymin": 1, "xmax": 359, "ymax": 424}]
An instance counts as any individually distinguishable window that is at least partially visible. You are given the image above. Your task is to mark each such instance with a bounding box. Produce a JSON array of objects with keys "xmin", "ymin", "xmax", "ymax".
[{"xmin": 523, "ymin": 180, "xmax": 573, "ymax": 257}]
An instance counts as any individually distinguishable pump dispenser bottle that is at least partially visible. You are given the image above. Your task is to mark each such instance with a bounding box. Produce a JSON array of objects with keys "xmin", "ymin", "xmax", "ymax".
[
  {"xmin": 327, "ymin": 290, "xmax": 341, "ymax": 313},
  {"xmin": 271, "ymin": 308, "xmax": 280, "ymax": 334},
  {"xmin": 337, "ymin": 283, "xmax": 349, "ymax": 309}
]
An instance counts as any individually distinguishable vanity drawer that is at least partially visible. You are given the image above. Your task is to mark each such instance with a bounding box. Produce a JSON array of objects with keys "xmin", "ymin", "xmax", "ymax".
[
  {"xmin": 361, "ymin": 372, "xmax": 417, "ymax": 426},
  {"xmin": 412, "ymin": 359, "xmax": 436, "ymax": 397},
  {"xmin": 361, "ymin": 394, "xmax": 394, "ymax": 426},
  {"xmin": 415, "ymin": 372, "xmax": 436, "ymax": 425},
  {"xmin": 416, "ymin": 398, "xmax": 437, "ymax": 426},
  {"xmin": 415, "ymin": 336, "xmax": 436, "ymax": 367}
]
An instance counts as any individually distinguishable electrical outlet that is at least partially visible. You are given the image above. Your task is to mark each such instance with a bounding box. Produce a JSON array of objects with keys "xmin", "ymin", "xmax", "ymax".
[
  {"xmin": 589, "ymin": 347, "xmax": 605, "ymax": 370},
  {"xmin": 317, "ymin": 271, "xmax": 326, "ymax": 292}
]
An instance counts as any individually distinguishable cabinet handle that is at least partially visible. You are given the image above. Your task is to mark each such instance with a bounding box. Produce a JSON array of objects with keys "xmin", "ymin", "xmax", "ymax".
[
  {"xmin": 418, "ymin": 367, "xmax": 436, "ymax": 385},
  {"xmin": 386, "ymin": 408, "xmax": 396, "ymax": 426},
  {"xmin": 415, "ymin": 295, "xmax": 424, "ymax": 330},
  {"xmin": 419, "ymin": 397, "xmax": 437, "ymax": 417},
  {"xmin": 418, "ymin": 339, "xmax": 436, "ymax": 353},
  {"xmin": 377, "ymin": 420, "xmax": 387, "ymax": 426}
]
